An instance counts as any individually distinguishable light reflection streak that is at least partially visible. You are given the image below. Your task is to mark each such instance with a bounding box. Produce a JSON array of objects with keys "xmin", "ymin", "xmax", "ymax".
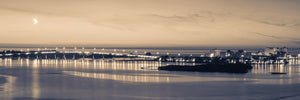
[
  {"xmin": 63, "ymin": 71, "xmax": 238, "ymax": 83},
  {"xmin": 32, "ymin": 67, "xmax": 40, "ymax": 98},
  {"xmin": 251, "ymin": 63, "xmax": 292, "ymax": 74},
  {"xmin": 1, "ymin": 58, "xmax": 288, "ymax": 74},
  {"xmin": 31, "ymin": 59, "xmax": 40, "ymax": 98},
  {"xmin": 0, "ymin": 59, "xmax": 163, "ymax": 72},
  {"xmin": 247, "ymin": 63, "xmax": 300, "ymax": 84},
  {"xmin": 26, "ymin": 59, "xmax": 30, "ymax": 67},
  {"xmin": 0, "ymin": 75, "xmax": 16, "ymax": 100}
]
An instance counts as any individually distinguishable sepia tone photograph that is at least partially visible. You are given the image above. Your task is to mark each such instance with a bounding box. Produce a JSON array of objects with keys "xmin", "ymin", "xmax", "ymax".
[{"xmin": 1, "ymin": 0, "xmax": 300, "ymax": 100}]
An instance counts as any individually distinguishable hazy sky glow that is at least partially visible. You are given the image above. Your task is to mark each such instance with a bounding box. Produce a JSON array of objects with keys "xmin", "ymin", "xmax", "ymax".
[{"xmin": 0, "ymin": 0, "xmax": 300, "ymax": 47}]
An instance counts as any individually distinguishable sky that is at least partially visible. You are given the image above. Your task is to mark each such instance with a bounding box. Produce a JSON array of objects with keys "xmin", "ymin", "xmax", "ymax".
[{"xmin": 0, "ymin": 0, "xmax": 300, "ymax": 47}]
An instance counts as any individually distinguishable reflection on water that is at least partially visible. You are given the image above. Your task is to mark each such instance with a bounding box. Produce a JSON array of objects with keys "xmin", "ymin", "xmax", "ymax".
[
  {"xmin": 0, "ymin": 58, "xmax": 239, "ymax": 83},
  {"xmin": 0, "ymin": 59, "xmax": 300, "ymax": 84},
  {"xmin": 250, "ymin": 60, "xmax": 300, "ymax": 77},
  {"xmin": 247, "ymin": 60, "xmax": 300, "ymax": 84},
  {"xmin": 251, "ymin": 63, "xmax": 300, "ymax": 74},
  {"xmin": 63, "ymin": 71, "xmax": 238, "ymax": 83},
  {"xmin": 64, "ymin": 71, "xmax": 171, "ymax": 83},
  {"xmin": 1, "ymin": 58, "xmax": 300, "ymax": 100},
  {"xmin": 0, "ymin": 58, "xmax": 163, "ymax": 71},
  {"xmin": 0, "ymin": 75, "xmax": 16, "ymax": 100},
  {"xmin": 32, "ymin": 63, "xmax": 40, "ymax": 98}
]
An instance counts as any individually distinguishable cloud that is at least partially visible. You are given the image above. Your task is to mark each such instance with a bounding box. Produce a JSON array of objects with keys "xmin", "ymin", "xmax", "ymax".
[
  {"xmin": 252, "ymin": 32, "xmax": 281, "ymax": 39},
  {"xmin": 146, "ymin": 14, "xmax": 187, "ymax": 20},
  {"xmin": 252, "ymin": 32, "xmax": 300, "ymax": 41},
  {"xmin": 245, "ymin": 18, "xmax": 289, "ymax": 27},
  {"xmin": 256, "ymin": 20, "xmax": 286, "ymax": 27},
  {"xmin": 144, "ymin": 10, "xmax": 232, "ymax": 23}
]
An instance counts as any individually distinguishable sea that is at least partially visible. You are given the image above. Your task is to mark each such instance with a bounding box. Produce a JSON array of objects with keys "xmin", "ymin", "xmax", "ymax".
[{"xmin": 0, "ymin": 48, "xmax": 300, "ymax": 100}]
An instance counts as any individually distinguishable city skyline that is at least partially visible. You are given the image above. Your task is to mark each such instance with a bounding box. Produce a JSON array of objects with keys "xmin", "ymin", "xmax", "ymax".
[
  {"xmin": 1, "ymin": 0, "xmax": 300, "ymax": 47},
  {"xmin": 1, "ymin": 1, "xmax": 300, "ymax": 100}
]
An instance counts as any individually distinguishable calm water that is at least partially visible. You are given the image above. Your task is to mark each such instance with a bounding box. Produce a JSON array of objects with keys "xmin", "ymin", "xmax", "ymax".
[{"xmin": 1, "ymin": 59, "xmax": 300, "ymax": 100}]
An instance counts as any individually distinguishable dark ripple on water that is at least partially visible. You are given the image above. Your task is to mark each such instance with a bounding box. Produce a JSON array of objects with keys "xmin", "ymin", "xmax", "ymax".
[
  {"xmin": 0, "ymin": 76, "xmax": 7, "ymax": 91},
  {"xmin": 13, "ymin": 97, "xmax": 75, "ymax": 100}
]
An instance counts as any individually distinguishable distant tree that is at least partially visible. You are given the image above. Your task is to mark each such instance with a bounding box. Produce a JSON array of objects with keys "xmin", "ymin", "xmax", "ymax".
[{"xmin": 145, "ymin": 52, "xmax": 152, "ymax": 56}]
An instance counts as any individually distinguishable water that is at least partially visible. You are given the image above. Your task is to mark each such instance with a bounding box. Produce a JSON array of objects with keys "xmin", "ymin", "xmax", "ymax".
[{"xmin": 1, "ymin": 58, "xmax": 300, "ymax": 100}]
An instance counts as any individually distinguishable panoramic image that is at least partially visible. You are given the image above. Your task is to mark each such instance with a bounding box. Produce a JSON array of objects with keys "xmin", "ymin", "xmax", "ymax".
[{"xmin": 1, "ymin": 0, "xmax": 300, "ymax": 100}]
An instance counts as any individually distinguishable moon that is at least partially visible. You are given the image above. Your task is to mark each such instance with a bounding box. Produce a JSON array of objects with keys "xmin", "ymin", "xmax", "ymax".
[{"xmin": 33, "ymin": 18, "xmax": 38, "ymax": 24}]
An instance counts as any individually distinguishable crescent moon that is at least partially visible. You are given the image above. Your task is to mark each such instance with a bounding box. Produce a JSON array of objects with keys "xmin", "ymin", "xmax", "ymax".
[{"xmin": 33, "ymin": 18, "xmax": 38, "ymax": 24}]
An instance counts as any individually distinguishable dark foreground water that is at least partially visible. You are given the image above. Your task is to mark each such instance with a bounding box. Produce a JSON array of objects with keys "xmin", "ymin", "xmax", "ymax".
[{"xmin": 1, "ymin": 59, "xmax": 300, "ymax": 100}]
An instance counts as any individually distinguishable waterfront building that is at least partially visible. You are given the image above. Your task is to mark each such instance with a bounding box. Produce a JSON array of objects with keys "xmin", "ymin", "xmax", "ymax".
[
  {"xmin": 245, "ymin": 52, "xmax": 252, "ymax": 58},
  {"xmin": 264, "ymin": 47, "xmax": 279, "ymax": 56},
  {"xmin": 251, "ymin": 52, "xmax": 257, "ymax": 56},
  {"xmin": 225, "ymin": 50, "xmax": 233, "ymax": 57},
  {"xmin": 258, "ymin": 51, "xmax": 263, "ymax": 56},
  {"xmin": 264, "ymin": 47, "xmax": 288, "ymax": 56},
  {"xmin": 281, "ymin": 47, "xmax": 288, "ymax": 53},
  {"xmin": 220, "ymin": 52, "xmax": 226, "ymax": 58},
  {"xmin": 214, "ymin": 50, "xmax": 222, "ymax": 57}
]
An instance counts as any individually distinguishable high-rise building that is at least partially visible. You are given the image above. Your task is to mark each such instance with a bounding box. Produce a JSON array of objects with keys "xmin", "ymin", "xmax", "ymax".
[{"xmin": 214, "ymin": 50, "xmax": 222, "ymax": 57}]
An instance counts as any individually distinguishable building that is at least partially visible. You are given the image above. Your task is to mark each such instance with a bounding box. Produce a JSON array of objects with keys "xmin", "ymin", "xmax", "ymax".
[
  {"xmin": 225, "ymin": 50, "xmax": 233, "ymax": 57},
  {"xmin": 214, "ymin": 50, "xmax": 222, "ymax": 57},
  {"xmin": 220, "ymin": 52, "xmax": 226, "ymax": 58},
  {"xmin": 264, "ymin": 47, "xmax": 289, "ymax": 56},
  {"xmin": 280, "ymin": 47, "xmax": 288, "ymax": 53},
  {"xmin": 258, "ymin": 51, "xmax": 263, "ymax": 56},
  {"xmin": 244, "ymin": 52, "xmax": 252, "ymax": 58},
  {"xmin": 264, "ymin": 47, "xmax": 279, "ymax": 56}
]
